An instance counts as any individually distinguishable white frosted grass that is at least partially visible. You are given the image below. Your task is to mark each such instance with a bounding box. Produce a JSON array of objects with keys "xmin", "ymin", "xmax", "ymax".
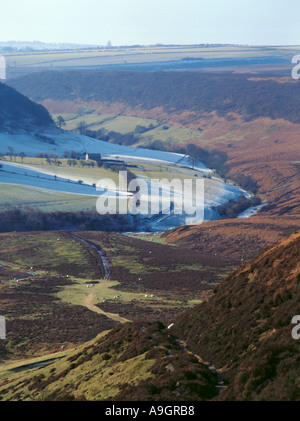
[
  {"xmin": 0, "ymin": 131, "xmax": 188, "ymax": 165},
  {"xmin": 0, "ymin": 130, "xmax": 254, "ymax": 229},
  {"xmin": 0, "ymin": 161, "xmax": 108, "ymax": 196}
]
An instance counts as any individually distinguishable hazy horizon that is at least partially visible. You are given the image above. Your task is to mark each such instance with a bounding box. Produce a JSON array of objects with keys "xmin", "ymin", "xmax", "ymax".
[
  {"xmin": 0, "ymin": 0, "xmax": 299, "ymax": 47},
  {"xmin": 1, "ymin": 40, "xmax": 300, "ymax": 48}
]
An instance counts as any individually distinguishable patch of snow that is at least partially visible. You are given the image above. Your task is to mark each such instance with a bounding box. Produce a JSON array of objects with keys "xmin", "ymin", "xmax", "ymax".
[
  {"xmin": 237, "ymin": 203, "xmax": 267, "ymax": 218},
  {"xmin": 0, "ymin": 161, "xmax": 120, "ymax": 196},
  {"xmin": 0, "ymin": 131, "xmax": 189, "ymax": 166}
]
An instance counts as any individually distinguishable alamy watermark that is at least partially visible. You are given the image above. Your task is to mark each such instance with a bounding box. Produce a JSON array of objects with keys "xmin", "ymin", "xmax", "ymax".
[
  {"xmin": 291, "ymin": 315, "xmax": 300, "ymax": 340},
  {"xmin": 96, "ymin": 171, "xmax": 204, "ymax": 224},
  {"xmin": 0, "ymin": 316, "xmax": 5, "ymax": 340},
  {"xmin": 292, "ymin": 55, "xmax": 300, "ymax": 80},
  {"xmin": 0, "ymin": 55, "xmax": 6, "ymax": 80}
]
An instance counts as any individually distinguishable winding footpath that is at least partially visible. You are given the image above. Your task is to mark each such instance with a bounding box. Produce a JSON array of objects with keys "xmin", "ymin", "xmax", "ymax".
[
  {"xmin": 68, "ymin": 232, "xmax": 110, "ymax": 279},
  {"xmin": 67, "ymin": 232, "xmax": 130, "ymax": 323},
  {"xmin": 176, "ymin": 339, "xmax": 227, "ymax": 394},
  {"xmin": 84, "ymin": 290, "xmax": 130, "ymax": 324}
]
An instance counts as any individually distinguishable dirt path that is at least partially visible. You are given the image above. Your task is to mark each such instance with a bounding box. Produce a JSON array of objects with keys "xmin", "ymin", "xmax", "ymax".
[
  {"xmin": 85, "ymin": 241, "xmax": 110, "ymax": 279},
  {"xmin": 84, "ymin": 290, "xmax": 130, "ymax": 324},
  {"xmin": 67, "ymin": 232, "xmax": 130, "ymax": 324},
  {"xmin": 176, "ymin": 339, "xmax": 227, "ymax": 393},
  {"xmin": 68, "ymin": 232, "xmax": 110, "ymax": 279}
]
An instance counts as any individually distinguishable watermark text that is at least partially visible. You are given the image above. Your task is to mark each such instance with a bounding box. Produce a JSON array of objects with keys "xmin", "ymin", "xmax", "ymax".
[
  {"xmin": 0, "ymin": 55, "xmax": 6, "ymax": 80},
  {"xmin": 292, "ymin": 55, "xmax": 300, "ymax": 80},
  {"xmin": 0, "ymin": 316, "xmax": 5, "ymax": 339},
  {"xmin": 96, "ymin": 171, "xmax": 204, "ymax": 224},
  {"xmin": 291, "ymin": 315, "xmax": 300, "ymax": 340}
]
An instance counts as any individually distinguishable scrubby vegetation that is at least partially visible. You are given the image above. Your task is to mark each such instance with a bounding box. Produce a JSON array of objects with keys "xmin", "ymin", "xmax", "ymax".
[
  {"xmin": 78, "ymin": 230, "xmax": 230, "ymax": 296},
  {"xmin": 228, "ymin": 171, "xmax": 259, "ymax": 194},
  {"xmin": 172, "ymin": 231, "xmax": 300, "ymax": 400},
  {"xmin": 218, "ymin": 195, "xmax": 261, "ymax": 219},
  {"xmin": 83, "ymin": 127, "xmax": 140, "ymax": 146},
  {"xmin": 0, "ymin": 206, "xmax": 145, "ymax": 233},
  {"xmin": 8, "ymin": 70, "xmax": 300, "ymax": 124}
]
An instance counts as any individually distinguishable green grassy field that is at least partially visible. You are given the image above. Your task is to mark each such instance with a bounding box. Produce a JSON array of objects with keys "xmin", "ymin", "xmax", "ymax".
[
  {"xmin": 53, "ymin": 113, "xmax": 159, "ymax": 134},
  {"xmin": 52, "ymin": 111, "xmax": 205, "ymax": 146},
  {"xmin": 52, "ymin": 112, "xmax": 115, "ymax": 131}
]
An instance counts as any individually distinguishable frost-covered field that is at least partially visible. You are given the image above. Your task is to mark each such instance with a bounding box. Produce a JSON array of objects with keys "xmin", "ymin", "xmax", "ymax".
[
  {"xmin": 0, "ymin": 161, "xmax": 99, "ymax": 196},
  {"xmin": 0, "ymin": 130, "xmax": 246, "ymax": 229},
  {"xmin": 0, "ymin": 131, "xmax": 200, "ymax": 167}
]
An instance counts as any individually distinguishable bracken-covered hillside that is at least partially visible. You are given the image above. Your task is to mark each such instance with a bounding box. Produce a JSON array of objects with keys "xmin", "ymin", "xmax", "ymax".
[
  {"xmin": 7, "ymin": 70, "xmax": 300, "ymax": 123},
  {"xmin": 172, "ymin": 231, "xmax": 300, "ymax": 401}
]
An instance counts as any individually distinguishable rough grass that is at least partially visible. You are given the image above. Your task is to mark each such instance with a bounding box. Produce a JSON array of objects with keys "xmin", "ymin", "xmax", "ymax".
[
  {"xmin": 0, "ymin": 183, "xmax": 98, "ymax": 213},
  {"xmin": 56, "ymin": 278, "xmax": 157, "ymax": 308},
  {"xmin": 0, "ymin": 326, "xmax": 156, "ymax": 401},
  {"xmin": 0, "ymin": 231, "xmax": 98, "ymax": 278},
  {"xmin": 0, "ymin": 321, "xmax": 219, "ymax": 401}
]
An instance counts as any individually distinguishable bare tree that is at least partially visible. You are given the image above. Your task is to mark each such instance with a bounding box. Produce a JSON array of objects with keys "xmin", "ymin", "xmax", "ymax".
[
  {"xmin": 76, "ymin": 121, "xmax": 87, "ymax": 135},
  {"xmin": 56, "ymin": 115, "xmax": 66, "ymax": 129},
  {"xmin": 19, "ymin": 152, "xmax": 26, "ymax": 163},
  {"xmin": 7, "ymin": 146, "xmax": 14, "ymax": 161}
]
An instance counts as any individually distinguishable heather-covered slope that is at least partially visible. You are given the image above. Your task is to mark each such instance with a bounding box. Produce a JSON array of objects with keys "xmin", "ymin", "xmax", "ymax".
[
  {"xmin": 7, "ymin": 71, "xmax": 300, "ymax": 124},
  {"xmin": 172, "ymin": 231, "xmax": 300, "ymax": 400},
  {"xmin": 0, "ymin": 82, "xmax": 54, "ymax": 131},
  {"xmin": 163, "ymin": 217, "xmax": 300, "ymax": 265}
]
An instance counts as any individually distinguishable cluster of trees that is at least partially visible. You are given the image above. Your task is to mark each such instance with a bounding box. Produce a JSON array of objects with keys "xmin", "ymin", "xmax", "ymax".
[
  {"xmin": 47, "ymin": 157, "xmax": 61, "ymax": 166},
  {"xmin": 141, "ymin": 140, "xmax": 228, "ymax": 178},
  {"xmin": 217, "ymin": 195, "xmax": 261, "ymax": 219},
  {"xmin": 63, "ymin": 150, "xmax": 78, "ymax": 159},
  {"xmin": 79, "ymin": 160, "xmax": 96, "ymax": 168},
  {"xmin": 78, "ymin": 126, "xmax": 140, "ymax": 146},
  {"xmin": 184, "ymin": 143, "xmax": 228, "ymax": 177},
  {"xmin": 229, "ymin": 171, "xmax": 259, "ymax": 194},
  {"xmin": 65, "ymin": 159, "xmax": 96, "ymax": 168},
  {"xmin": 0, "ymin": 207, "xmax": 147, "ymax": 233},
  {"xmin": 1, "ymin": 148, "xmax": 26, "ymax": 162},
  {"xmin": 35, "ymin": 152, "xmax": 58, "ymax": 159},
  {"xmin": 34, "ymin": 151, "xmax": 98, "ymax": 168},
  {"xmin": 74, "ymin": 120, "xmax": 161, "ymax": 147},
  {"xmin": 34, "ymin": 152, "xmax": 62, "ymax": 166}
]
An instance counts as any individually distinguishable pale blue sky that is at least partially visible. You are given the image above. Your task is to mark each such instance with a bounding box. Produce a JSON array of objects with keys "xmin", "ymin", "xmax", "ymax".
[{"xmin": 0, "ymin": 0, "xmax": 299, "ymax": 46}]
